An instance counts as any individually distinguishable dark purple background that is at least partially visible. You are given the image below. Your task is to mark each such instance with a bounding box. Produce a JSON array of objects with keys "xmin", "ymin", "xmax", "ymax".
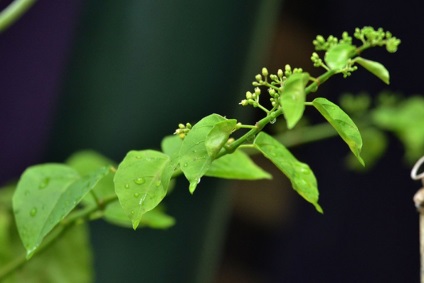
[{"xmin": 0, "ymin": 1, "xmax": 82, "ymax": 184}]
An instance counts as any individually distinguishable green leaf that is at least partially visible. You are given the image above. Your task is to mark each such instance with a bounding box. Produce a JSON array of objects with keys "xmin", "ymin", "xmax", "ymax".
[
  {"xmin": 280, "ymin": 73, "xmax": 310, "ymax": 129},
  {"xmin": 0, "ymin": 186, "xmax": 93, "ymax": 283},
  {"xmin": 372, "ymin": 96, "xmax": 424, "ymax": 162},
  {"xmin": 312, "ymin": 97, "xmax": 364, "ymax": 166},
  {"xmin": 66, "ymin": 150, "xmax": 116, "ymax": 206},
  {"xmin": 13, "ymin": 164, "xmax": 108, "ymax": 257},
  {"xmin": 355, "ymin": 57, "xmax": 390, "ymax": 84},
  {"xmin": 206, "ymin": 150, "xmax": 272, "ymax": 180},
  {"xmin": 113, "ymin": 150, "xmax": 174, "ymax": 230},
  {"xmin": 161, "ymin": 135, "xmax": 183, "ymax": 159},
  {"xmin": 324, "ymin": 43, "xmax": 356, "ymax": 70},
  {"xmin": 179, "ymin": 114, "xmax": 226, "ymax": 193},
  {"xmin": 205, "ymin": 119, "xmax": 237, "ymax": 158},
  {"xmin": 345, "ymin": 127, "xmax": 387, "ymax": 171},
  {"xmin": 254, "ymin": 132, "xmax": 323, "ymax": 213},
  {"xmin": 103, "ymin": 202, "xmax": 175, "ymax": 229}
]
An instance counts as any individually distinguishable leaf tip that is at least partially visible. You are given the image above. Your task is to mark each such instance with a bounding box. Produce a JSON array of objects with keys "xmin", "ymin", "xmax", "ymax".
[
  {"xmin": 315, "ymin": 203, "xmax": 324, "ymax": 214},
  {"xmin": 132, "ymin": 220, "xmax": 140, "ymax": 230}
]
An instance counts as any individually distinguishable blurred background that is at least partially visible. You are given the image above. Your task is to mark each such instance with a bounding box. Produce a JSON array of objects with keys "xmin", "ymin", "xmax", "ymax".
[{"xmin": 1, "ymin": 0, "xmax": 423, "ymax": 282}]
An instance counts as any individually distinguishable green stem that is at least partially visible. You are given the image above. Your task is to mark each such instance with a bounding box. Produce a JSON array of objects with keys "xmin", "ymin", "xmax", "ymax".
[{"xmin": 0, "ymin": 0, "xmax": 36, "ymax": 32}]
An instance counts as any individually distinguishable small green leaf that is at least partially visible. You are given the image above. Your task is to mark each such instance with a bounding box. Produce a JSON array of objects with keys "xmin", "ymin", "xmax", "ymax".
[
  {"xmin": 254, "ymin": 132, "xmax": 322, "ymax": 213},
  {"xmin": 324, "ymin": 43, "xmax": 356, "ymax": 70},
  {"xmin": 66, "ymin": 150, "xmax": 117, "ymax": 206},
  {"xmin": 313, "ymin": 97, "xmax": 364, "ymax": 166},
  {"xmin": 206, "ymin": 150, "xmax": 272, "ymax": 180},
  {"xmin": 114, "ymin": 150, "xmax": 174, "ymax": 230},
  {"xmin": 179, "ymin": 114, "xmax": 226, "ymax": 193},
  {"xmin": 103, "ymin": 202, "xmax": 175, "ymax": 229},
  {"xmin": 355, "ymin": 57, "xmax": 390, "ymax": 84},
  {"xmin": 13, "ymin": 164, "xmax": 109, "ymax": 258},
  {"xmin": 13, "ymin": 164, "xmax": 79, "ymax": 257},
  {"xmin": 205, "ymin": 119, "xmax": 237, "ymax": 158},
  {"xmin": 280, "ymin": 73, "xmax": 310, "ymax": 129}
]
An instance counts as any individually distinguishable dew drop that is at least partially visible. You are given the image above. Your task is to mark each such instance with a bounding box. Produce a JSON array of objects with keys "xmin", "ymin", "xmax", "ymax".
[
  {"xmin": 183, "ymin": 163, "xmax": 188, "ymax": 167},
  {"xmin": 135, "ymin": 155, "xmax": 142, "ymax": 159},
  {"xmin": 38, "ymin": 178, "xmax": 50, "ymax": 189},
  {"xmin": 134, "ymin": 192, "xmax": 140, "ymax": 198},
  {"xmin": 270, "ymin": 118, "xmax": 276, "ymax": 124},
  {"xmin": 155, "ymin": 180, "xmax": 161, "ymax": 187},
  {"xmin": 30, "ymin": 207, "xmax": 37, "ymax": 217},
  {"xmin": 134, "ymin": 177, "xmax": 145, "ymax": 185},
  {"xmin": 130, "ymin": 210, "xmax": 135, "ymax": 215},
  {"xmin": 125, "ymin": 184, "xmax": 130, "ymax": 189}
]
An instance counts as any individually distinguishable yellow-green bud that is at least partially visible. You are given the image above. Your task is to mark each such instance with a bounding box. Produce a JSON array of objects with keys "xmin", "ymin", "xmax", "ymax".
[
  {"xmin": 277, "ymin": 69, "xmax": 283, "ymax": 78},
  {"xmin": 246, "ymin": 91, "xmax": 252, "ymax": 99},
  {"xmin": 262, "ymin": 67, "xmax": 269, "ymax": 77},
  {"xmin": 254, "ymin": 87, "xmax": 261, "ymax": 95},
  {"xmin": 255, "ymin": 74, "xmax": 262, "ymax": 82}
]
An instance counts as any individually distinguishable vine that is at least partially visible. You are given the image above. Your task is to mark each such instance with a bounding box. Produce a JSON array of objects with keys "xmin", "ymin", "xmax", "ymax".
[{"xmin": 0, "ymin": 26, "xmax": 401, "ymax": 280}]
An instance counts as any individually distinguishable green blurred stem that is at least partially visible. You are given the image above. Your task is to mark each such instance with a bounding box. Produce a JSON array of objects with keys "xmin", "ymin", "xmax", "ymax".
[{"xmin": 0, "ymin": 0, "xmax": 36, "ymax": 32}]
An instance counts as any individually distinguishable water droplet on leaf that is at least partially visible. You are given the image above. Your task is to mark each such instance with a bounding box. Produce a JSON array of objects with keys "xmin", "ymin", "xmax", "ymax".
[
  {"xmin": 30, "ymin": 207, "xmax": 37, "ymax": 217},
  {"xmin": 270, "ymin": 118, "xmax": 276, "ymax": 124},
  {"xmin": 125, "ymin": 184, "xmax": 130, "ymax": 189},
  {"xmin": 134, "ymin": 192, "xmax": 140, "ymax": 198},
  {"xmin": 39, "ymin": 178, "xmax": 50, "ymax": 189},
  {"xmin": 134, "ymin": 177, "xmax": 145, "ymax": 185},
  {"xmin": 183, "ymin": 163, "xmax": 188, "ymax": 167},
  {"xmin": 155, "ymin": 180, "xmax": 161, "ymax": 187}
]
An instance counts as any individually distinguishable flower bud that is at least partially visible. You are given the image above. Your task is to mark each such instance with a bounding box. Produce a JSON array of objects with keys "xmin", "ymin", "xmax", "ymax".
[
  {"xmin": 254, "ymin": 87, "xmax": 261, "ymax": 95},
  {"xmin": 246, "ymin": 91, "xmax": 252, "ymax": 99},
  {"xmin": 262, "ymin": 67, "xmax": 269, "ymax": 77},
  {"xmin": 277, "ymin": 69, "xmax": 283, "ymax": 78},
  {"xmin": 255, "ymin": 74, "xmax": 262, "ymax": 82}
]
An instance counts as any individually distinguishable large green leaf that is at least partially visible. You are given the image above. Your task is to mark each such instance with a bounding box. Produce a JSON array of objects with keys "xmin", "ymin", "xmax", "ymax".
[
  {"xmin": 355, "ymin": 57, "xmax": 390, "ymax": 85},
  {"xmin": 13, "ymin": 164, "xmax": 108, "ymax": 257},
  {"xmin": 324, "ymin": 43, "xmax": 356, "ymax": 70},
  {"xmin": 206, "ymin": 150, "xmax": 272, "ymax": 180},
  {"xmin": 280, "ymin": 73, "xmax": 310, "ymax": 129},
  {"xmin": 313, "ymin": 97, "xmax": 365, "ymax": 166},
  {"xmin": 205, "ymin": 119, "xmax": 237, "ymax": 158},
  {"xmin": 1, "ymin": 185, "xmax": 93, "ymax": 283},
  {"xmin": 254, "ymin": 132, "xmax": 323, "ymax": 213},
  {"xmin": 114, "ymin": 150, "xmax": 174, "ymax": 230},
  {"xmin": 179, "ymin": 114, "xmax": 226, "ymax": 193}
]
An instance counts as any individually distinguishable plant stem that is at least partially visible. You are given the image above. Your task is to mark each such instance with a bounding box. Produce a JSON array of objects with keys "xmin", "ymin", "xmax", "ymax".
[{"xmin": 0, "ymin": 0, "xmax": 36, "ymax": 32}]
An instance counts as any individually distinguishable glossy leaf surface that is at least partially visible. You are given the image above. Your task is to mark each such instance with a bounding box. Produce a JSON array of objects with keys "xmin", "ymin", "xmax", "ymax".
[
  {"xmin": 114, "ymin": 150, "xmax": 174, "ymax": 229},
  {"xmin": 313, "ymin": 97, "xmax": 364, "ymax": 166},
  {"xmin": 355, "ymin": 57, "xmax": 390, "ymax": 84},
  {"xmin": 206, "ymin": 150, "xmax": 272, "ymax": 180},
  {"xmin": 13, "ymin": 164, "xmax": 80, "ymax": 257},
  {"xmin": 280, "ymin": 73, "xmax": 310, "ymax": 129},
  {"xmin": 1, "ymin": 185, "xmax": 93, "ymax": 283},
  {"xmin": 179, "ymin": 114, "xmax": 226, "ymax": 193},
  {"xmin": 254, "ymin": 132, "xmax": 322, "ymax": 213},
  {"xmin": 324, "ymin": 43, "xmax": 356, "ymax": 70}
]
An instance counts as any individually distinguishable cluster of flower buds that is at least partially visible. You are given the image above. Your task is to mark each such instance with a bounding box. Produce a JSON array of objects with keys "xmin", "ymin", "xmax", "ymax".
[
  {"xmin": 313, "ymin": 32, "xmax": 353, "ymax": 51},
  {"xmin": 239, "ymin": 87, "xmax": 261, "ymax": 107},
  {"xmin": 174, "ymin": 122, "xmax": 192, "ymax": 139},
  {"xmin": 355, "ymin": 27, "xmax": 400, "ymax": 53}
]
